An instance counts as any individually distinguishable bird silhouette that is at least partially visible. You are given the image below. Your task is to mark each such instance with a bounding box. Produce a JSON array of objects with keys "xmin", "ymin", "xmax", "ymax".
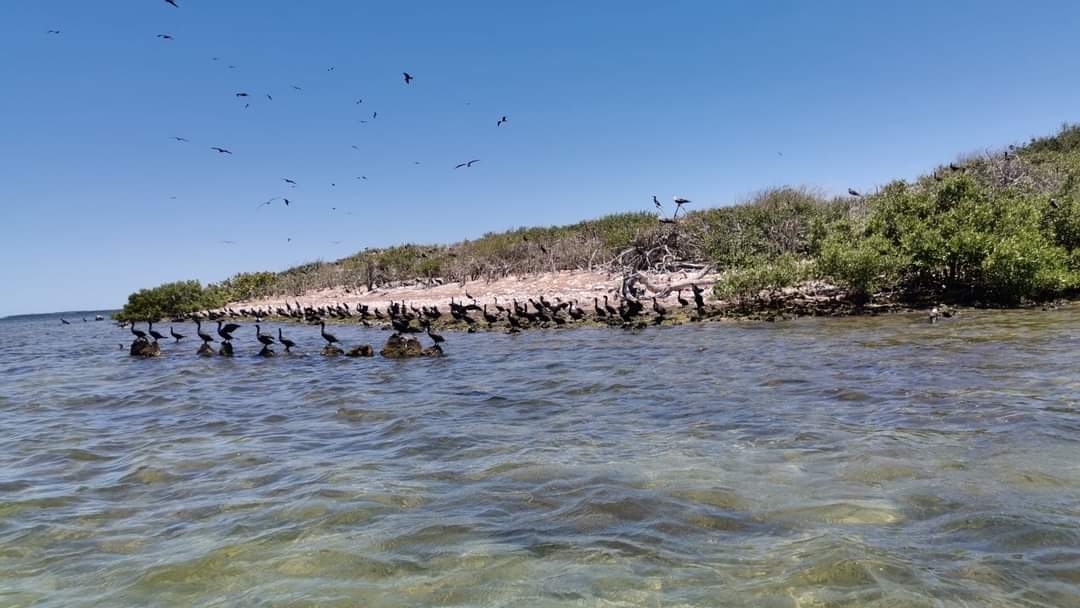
[
  {"xmin": 291, "ymin": 85, "xmax": 302, "ymax": 91},
  {"xmin": 235, "ymin": 92, "xmax": 249, "ymax": 98},
  {"xmin": 652, "ymin": 195, "xmax": 662, "ymax": 209},
  {"xmin": 848, "ymin": 188, "xmax": 862, "ymax": 197},
  {"xmin": 210, "ymin": 147, "xmax": 232, "ymax": 154},
  {"xmin": 455, "ymin": 160, "xmax": 480, "ymax": 169},
  {"xmin": 46, "ymin": 30, "xmax": 61, "ymax": 34},
  {"xmin": 355, "ymin": 98, "xmax": 363, "ymax": 104},
  {"xmin": 156, "ymin": 34, "xmax": 174, "ymax": 40},
  {"xmin": 283, "ymin": 178, "xmax": 297, "ymax": 186},
  {"xmin": 497, "ymin": 115, "xmax": 508, "ymax": 126},
  {"xmin": 403, "ymin": 72, "xmax": 414, "ymax": 84},
  {"xmin": 171, "ymin": 136, "xmax": 189, "ymax": 143},
  {"xmin": 266, "ymin": 94, "xmax": 273, "ymax": 101},
  {"xmin": 164, "ymin": 0, "xmax": 179, "ymax": 6}
]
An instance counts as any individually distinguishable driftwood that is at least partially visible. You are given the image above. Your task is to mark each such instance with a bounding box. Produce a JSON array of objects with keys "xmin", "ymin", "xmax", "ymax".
[{"xmin": 619, "ymin": 265, "xmax": 715, "ymax": 300}]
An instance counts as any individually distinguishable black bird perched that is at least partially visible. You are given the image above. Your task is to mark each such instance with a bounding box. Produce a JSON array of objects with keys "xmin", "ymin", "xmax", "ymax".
[
  {"xmin": 130, "ymin": 322, "xmax": 147, "ymax": 340},
  {"xmin": 673, "ymin": 196, "xmax": 691, "ymax": 213},
  {"xmin": 210, "ymin": 147, "xmax": 232, "ymax": 154},
  {"xmin": 848, "ymin": 188, "xmax": 862, "ymax": 197},
  {"xmin": 676, "ymin": 289, "xmax": 689, "ymax": 307},
  {"xmin": 217, "ymin": 320, "xmax": 240, "ymax": 342},
  {"xmin": 426, "ymin": 326, "xmax": 445, "ymax": 347},
  {"xmin": 319, "ymin": 322, "xmax": 339, "ymax": 346},
  {"xmin": 277, "ymin": 328, "xmax": 296, "ymax": 352},
  {"xmin": 156, "ymin": 34, "xmax": 174, "ymax": 40},
  {"xmin": 497, "ymin": 115, "xmax": 508, "ymax": 126},
  {"xmin": 454, "ymin": 160, "xmax": 480, "ymax": 169},
  {"xmin": 652, "ymin": 195, "xmax": 662, "ymax": 209},
  {"xmin": 403, "ymin": 72, "xmax": 414, "ymax": 84},
  {"xmin": 164, "ymin": 0, "xmax": 179, "ymax": 6},
  {"xmin": 147, "ymin": 322, "xmax": 167, "ymax": 342},
  {"xmin": 169, "ymin": 326, "xmax": 185, "ymax": 342},
  {"xmin": 195, "ymin": 320, "xmax": 214, "ymax": 344},
  {"xmin": 1050, "ymin": 198, "xmax": 1059, "ymax": 210},
  {"xmin": 255, "ymin": 324, "xmax": 275, "ymax": 346}
]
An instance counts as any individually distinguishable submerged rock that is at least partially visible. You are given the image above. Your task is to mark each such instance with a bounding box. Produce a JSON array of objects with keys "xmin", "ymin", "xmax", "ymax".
[
  {"xmin": 129, "ymin": 338, "xmax": 161, "ymax": 358},
  {"xmin": 258, "ymin": 345, "xmax": 276, "ymax": 357},
  {"xmin": 219, "ymin": 341, "xmax": 235, "ymax": 357},
  {"xmin": 322, "ymin": 345, "xmax": 344, "ymax": 356},
  {"xmin": 346, "ymin": 344, "xmax": 374, "ymax": 357},
  {"xmin": 380, "ymin": 334, "xmax": 443, "ymax": 358},
  {"xmin": 196, "ymin": 343, "xmax": 214, "ymax": 357}
]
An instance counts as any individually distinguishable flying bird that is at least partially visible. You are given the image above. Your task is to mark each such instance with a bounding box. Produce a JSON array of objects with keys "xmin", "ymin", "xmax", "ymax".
[
  {"xmin": 291, "ymin": 85, "xmax": 302, "ymax": 91},
  {"xmin": 372, "ymin": 111, "xmax": 377, "ymax": 119},
  {"xmin": 171, "ymin": 136, "xmax": 189, "ymax": 143},
  {"xmin": 235, "ymin": 92, "xmax": 249, "ymax": 98},
  {"xmin": 403, "ymin": 72, "xmax": 414, "ymax": 84},
  {"xmin": 218, "ymin": 240, "xmax": 237, "ymax": 245},
  {"xmin": 351, "ymin": 145, "xmax": 360, "ymax": 150},
  {"xmin": 356, "ymin": 176, "xmax": 368, "ymax": 180},
  {"xmin": 164, "ymin": 0, "xmax": 179, "ymax": 6},
  {"xmin": 652, "ymin": 195, "xmax": 662, "ymax": 209},
  {"xmin": 283, "ymin": 178, "xmax": 296, "ymax": 186},
  {"xmin": 266, "ymin": 94, "xmax": 273, "ymax": 101},
  {"xmin": 497, "ymin": 115, "xmax": 508, "ymax": 126},
  {"xmin": 455, "ymin": 160, "xmax": 480, "ymax": 169},
  {"xmin": 327, "ymin": 67, "xmax": 334, "ymax": 72},
  {"xmin": 210, "ymin": 147, "xmax": 232, "ymax": 154},
  {"xmin": 848, "ymin": 188, "xmax": 862, "ymax": 197},
  {"xmin": 46, "ymin": 30, "xmax": 61, "ymax": 34},
  {"xmin": 355, "ymin": 99, "xmax": 363, "ymax": 104},
  {"xmin": 156, "ymin": 34, "xmax": 174, "ymax": 40},
  {"xmin": 256, "ymin": 197, "xmax": 290, "ymax": 209}
]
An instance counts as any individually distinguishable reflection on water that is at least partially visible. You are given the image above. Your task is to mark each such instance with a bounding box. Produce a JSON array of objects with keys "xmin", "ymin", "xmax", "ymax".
[{"xmin": 1, "ymin": 308, "xmax": 1079, "ymax": 606}]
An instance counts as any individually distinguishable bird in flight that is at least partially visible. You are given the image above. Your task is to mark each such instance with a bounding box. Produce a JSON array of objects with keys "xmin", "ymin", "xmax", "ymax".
[
  {"xmin": 497, "ymin": 115, "xmax": 508, "ymax": 126},
  {"xmin": 266, "ymin": 94, "xmax": 273, "ymax": 101},
  {"xmin": 235, "ymin": 92, "xmax": 248, "ymax": 98},
  {"xmin": 351, "ymin": 145, "xmax": 360, "ymax": 150},
  {"xmin": 372, "ymin": 111, "xmax": 377, "ymax": 119},
  {"xmin": 356, "ymin": 176, "xmax": 368, "ymax": 180},
  {"xmin": 327, "ymin": 67, "xmax": 335, "ymax": 72},
  {"xmin": 256, "ymin": 197, "xmax": 290, "ymax": 209},
  {"xmin": 171, "ymin": 136, "xmax": 189, "ymax": 143},
  {"xmin": 210, "ymin": 147, "xmax": 232, "ymax": 154},
  {"xmin": 291, "ymin": 85, "xmax": 303, "ymax": 91},
  {"xmin": 848, "ymin": 188, "xmax": 862, "ymax": 197},
  {"xmin": 455, "ymin": 160, "xmax": 480, "ymax": 169},
  {"xmin": 283, "ymin": 178, "xmax": 297, "ymax": 186},
  {"xmin": 218, "ymin": 240, "xmax": 237, "ymax": 245},
  {"xmin": 403, "ymin": 72, "xmax": 414, "ymax": 84},
  {"xmin": 156, "ymin": 34, "xmax": 174, "ymax": 40},
  {"xmin": 653, "ymin": 195, "xmax": 662, "ymax": 209},
  {"xmin": 46, "ymin": 29, "xmax": 61, "ymax": 34},
  {"xmin": 355, "ymin": 99, "xmax": 363, "ymax": 105},
  {"xmin": 164, "ymin": 0, "xmax": 179, "ymax": 6}
]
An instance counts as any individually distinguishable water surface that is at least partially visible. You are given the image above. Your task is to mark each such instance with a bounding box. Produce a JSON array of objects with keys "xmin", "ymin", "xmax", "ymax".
[{"xmin": 1, "ymin": 310, "xmax": 1079, "ymax": 606}]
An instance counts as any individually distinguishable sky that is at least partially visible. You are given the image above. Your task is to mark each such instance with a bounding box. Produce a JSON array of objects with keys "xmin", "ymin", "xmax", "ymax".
[{"xmin": 3, "ymin": 0, "xmax": 1080, "ymax": 316}]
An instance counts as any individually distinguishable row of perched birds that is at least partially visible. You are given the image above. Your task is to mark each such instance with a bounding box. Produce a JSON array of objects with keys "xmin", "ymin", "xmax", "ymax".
[
  {"xmin": 125, "ymin": 318, "xmax": 439, "ymax": 352},
  {"xmin": 138, "ymin": 284, "xmax": 710, "ymax": 338}
]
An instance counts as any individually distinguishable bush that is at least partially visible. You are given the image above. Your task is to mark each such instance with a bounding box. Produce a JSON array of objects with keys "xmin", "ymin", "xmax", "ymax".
[
  {"xmin": 817, "ymin": 235, "xmax": 906, "ymax": 297},
  {"xmin": 713, "ymin": 254, "xmax": 813, "ymax": 300},
  {"xmin": 115, "ymin": 280, "xmax": 225, "ymax": 322},
  {"xmin": 979, "ymin": 231, "xmax": 1074, "ymax": 303}
]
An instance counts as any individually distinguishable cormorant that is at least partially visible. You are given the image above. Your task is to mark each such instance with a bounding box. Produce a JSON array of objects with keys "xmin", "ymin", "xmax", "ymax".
[
  {"xmin": 130, "ymin": 322, "xmax": 147, "ymax": 340},
  {"xmin": 848, "ymin": 188, "xmax": 861, "ymax": 197},
  {"xmin": 60, "ymin": 318, "xmax": 70, "ymax": 325},
  {"xmin": 319, "ymin": 322, "xmax": 339, "ymax": 346},
  {"xmin": 277, "ymin": 328, "xmax": 296, "ymax": 352},
  {"xmin": 403, "ymin": 72, "xmax": 414, "ymax": 84},
  {"xmin": 148, "ymin": 322, "xmax": 167, "ymax": 342},
  {"xmin": 255, "ymin": 324, "xmax": 275, "ymax": 347},
  {"xmin": 497, "ymin": 116, "xmax": 508, "ymax": 126},
  {"xmin": 426, "ymin": 326, "xmax": 445, "ymax": 347},
  {"xmin": 217, "ymin": 320, "xmax": 240, "ymax": 341},
  {"xmin": 196, "ymin": 320, "xmax": 214, "ymax": 344},
  {"xmin": 676, "ymin": 289, "xmax": 689, "ymax": 307},
  {"xmin": 169, "ymin": 326, "xmax": 185, "ymax": 342}
]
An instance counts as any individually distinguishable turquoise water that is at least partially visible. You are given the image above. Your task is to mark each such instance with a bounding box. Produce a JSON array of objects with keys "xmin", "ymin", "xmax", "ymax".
[{"xmin": 1, "ymin": 310, "xmax": 1079, "ymax": 606}]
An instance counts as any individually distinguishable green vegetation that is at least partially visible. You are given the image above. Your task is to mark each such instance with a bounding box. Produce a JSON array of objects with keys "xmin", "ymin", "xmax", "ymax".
[{"xmin": 121, "ymin": 124, "xmax": 1080, "ymax": 319}]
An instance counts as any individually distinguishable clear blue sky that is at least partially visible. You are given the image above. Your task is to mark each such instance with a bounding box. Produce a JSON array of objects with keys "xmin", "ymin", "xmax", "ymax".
[{"xmin": 3, "ymin": 0, "xmax": 1080, "ymax": 316}]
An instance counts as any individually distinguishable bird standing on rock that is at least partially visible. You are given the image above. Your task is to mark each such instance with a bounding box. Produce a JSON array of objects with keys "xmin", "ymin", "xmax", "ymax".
[{"xmin": 319, "ymin": 322, "xmax": 339, "ymax": 346}]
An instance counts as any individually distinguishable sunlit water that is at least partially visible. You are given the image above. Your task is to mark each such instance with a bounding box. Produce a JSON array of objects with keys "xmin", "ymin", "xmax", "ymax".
[{"xmin": 1, "ymin": 309, "xmax": 1079, "ymax": 607}]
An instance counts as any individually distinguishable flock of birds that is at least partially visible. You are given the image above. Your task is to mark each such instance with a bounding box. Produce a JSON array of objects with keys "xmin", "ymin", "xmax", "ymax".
[{"xmin": 118, "ymin": 284, "xmax": 710, "ymax": 355}]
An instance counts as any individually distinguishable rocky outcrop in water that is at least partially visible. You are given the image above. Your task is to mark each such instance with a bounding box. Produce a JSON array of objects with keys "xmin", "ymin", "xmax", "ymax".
[
  {"xmin": 218, "ymin": 342, "xmax": 235, "ymax": 357},
  {"xmin": 380, "ymin": 334, "xmax": 443, "ymax": 358},
  {"xmin": 196, "ymin": 343, "xmax": 214, "ymax": 357},
  {"xmin": 346, "ymin": 344, "xmax": 374, "ymax": 357},
  {"xmin": 258, "ymin": 345, "xmax": 275, "ymax": 357},
  {"xmin": 322, "ymin": 345, "xmax": 344, "ymax": 356},
  {"xmin": 129, "ymin": 338, "xmax": 161, "ymax": 358}
]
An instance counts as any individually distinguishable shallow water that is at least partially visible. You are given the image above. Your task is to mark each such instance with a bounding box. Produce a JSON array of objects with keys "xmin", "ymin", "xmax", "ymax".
[{"xmin": 1, "ymin": 309, "xmax": 1079, "ymax": 606}]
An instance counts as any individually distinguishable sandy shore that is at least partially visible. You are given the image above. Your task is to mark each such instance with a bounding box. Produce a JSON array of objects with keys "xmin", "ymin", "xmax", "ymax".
[{"xmin": 225, "ymin": 269, "xmax": 721, "ymax": 314}]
